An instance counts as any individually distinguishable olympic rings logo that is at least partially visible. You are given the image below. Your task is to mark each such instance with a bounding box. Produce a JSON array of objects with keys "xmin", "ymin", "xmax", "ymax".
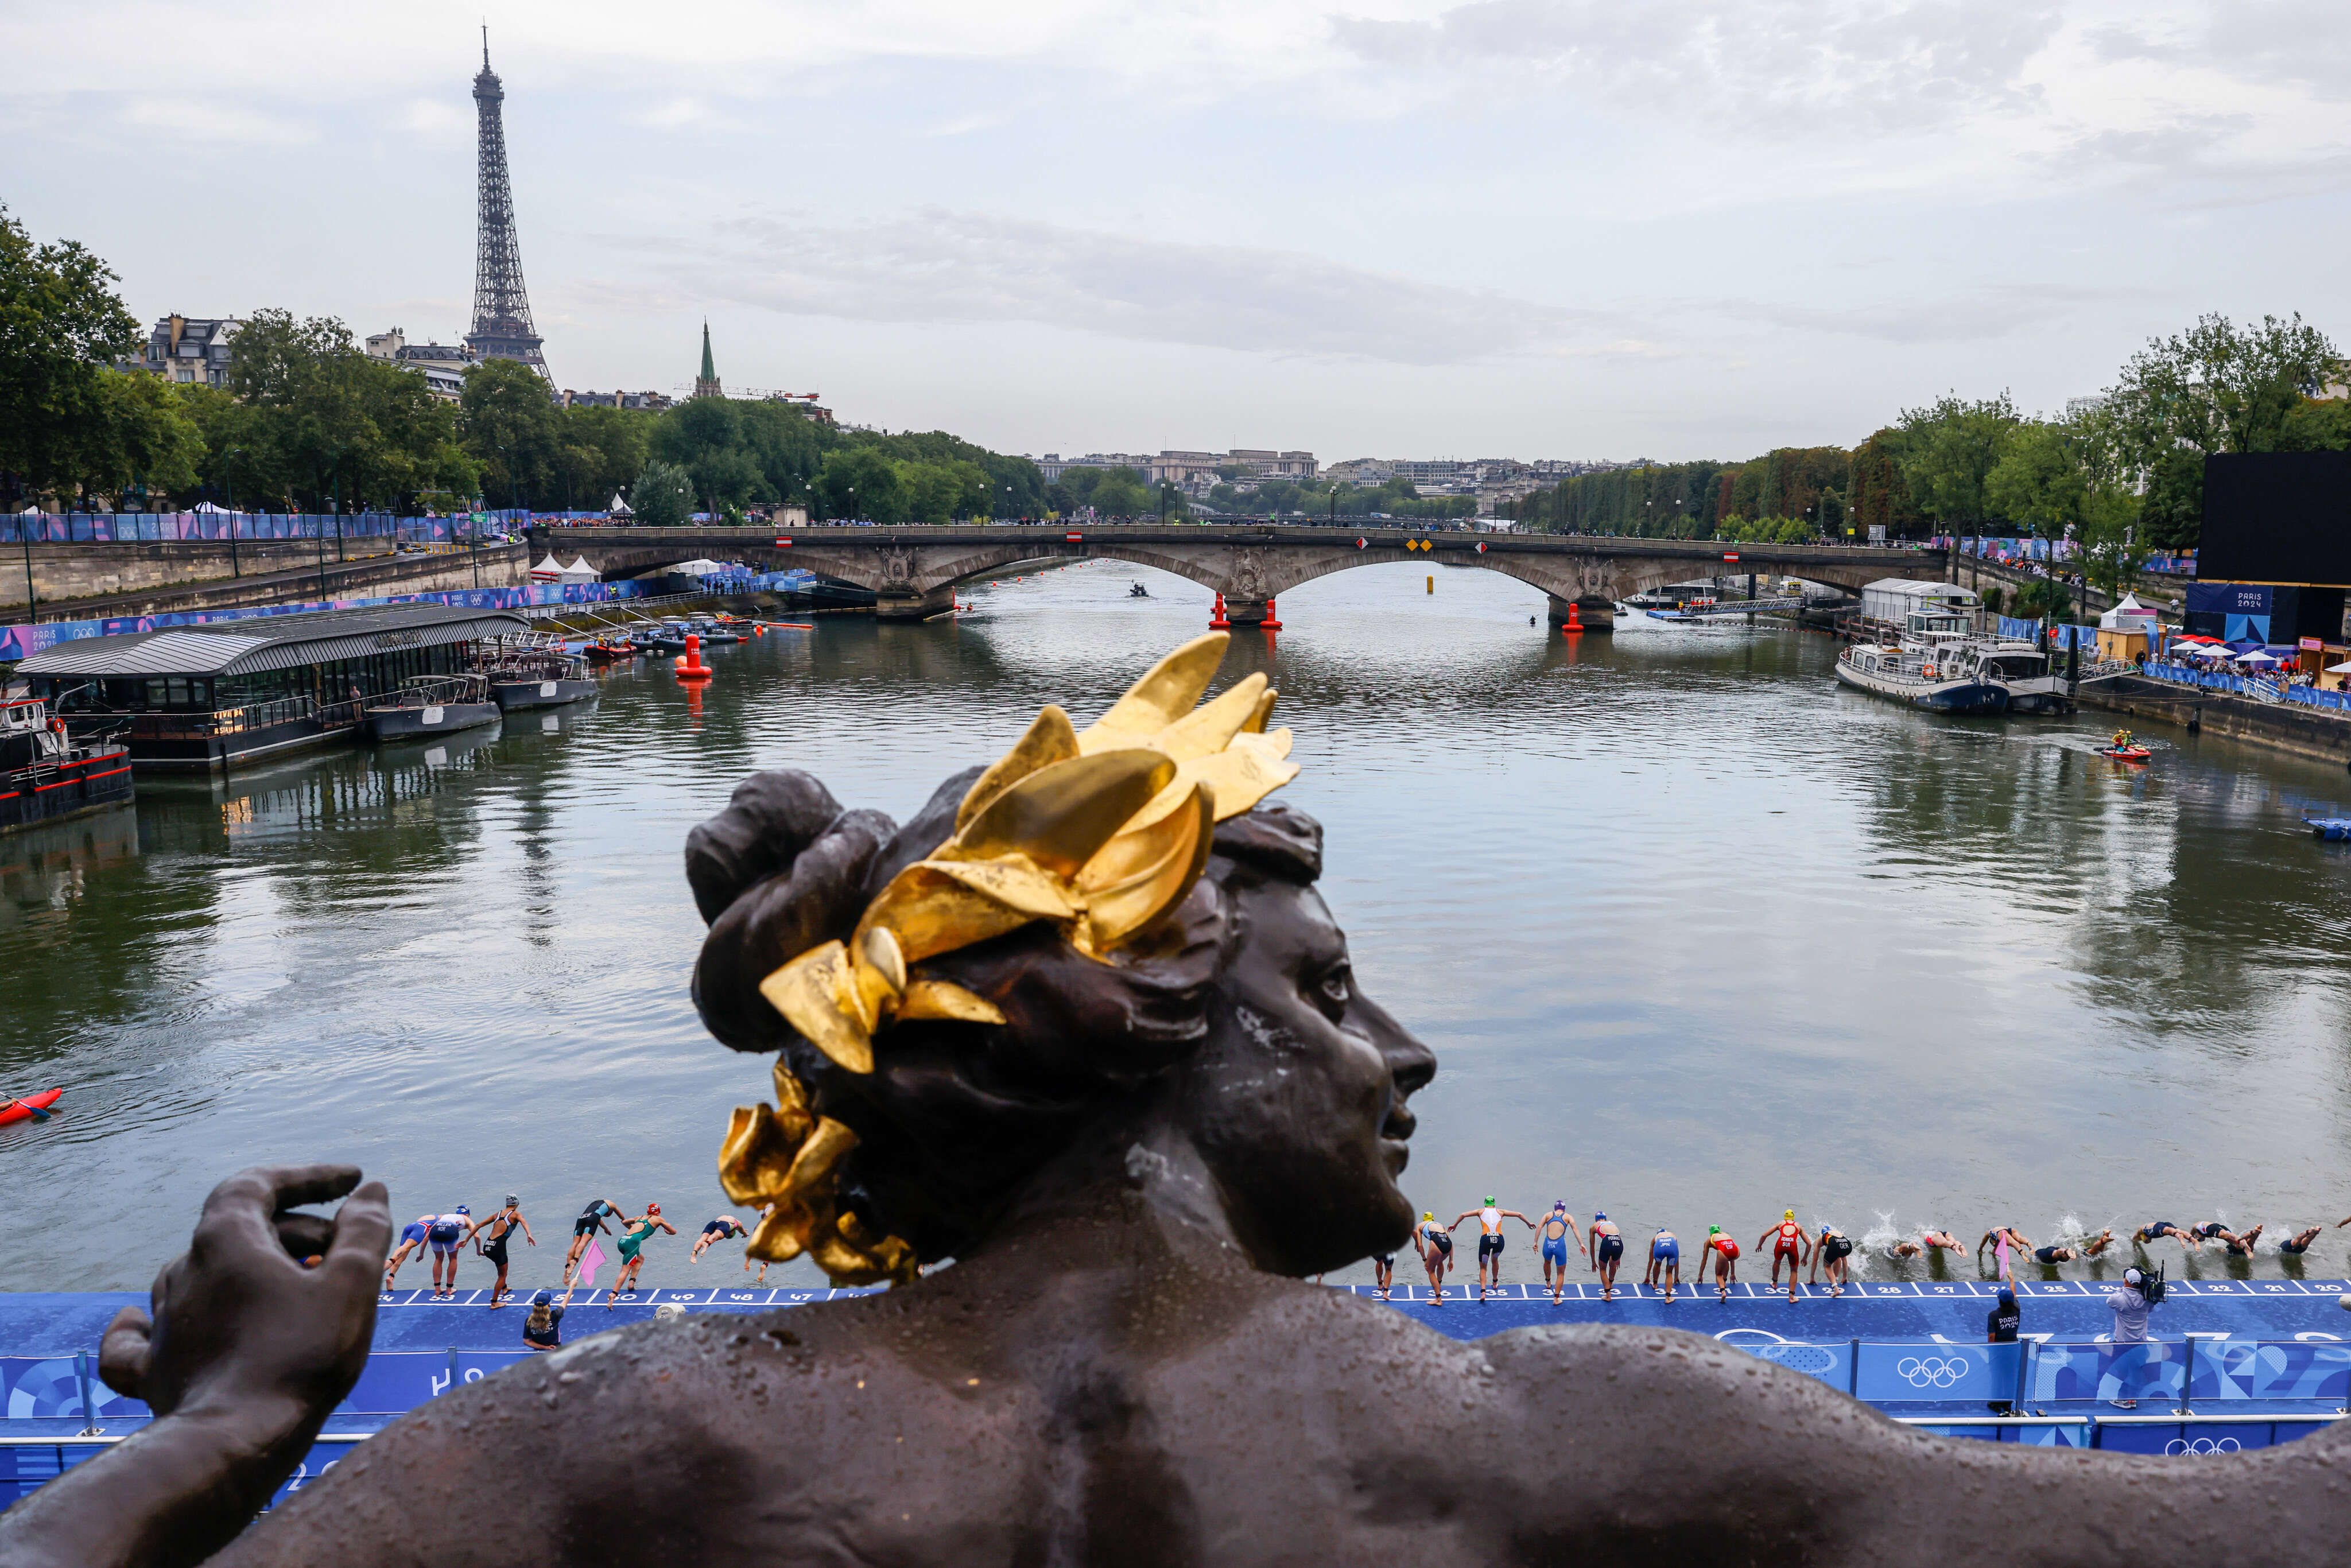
[
  {"xmin": 2162, "ymin": 1438, "xmax": 2242, "ymax": 1457},
  {"xmin": 1895, "ymin": 1357, "xmax": 1969, "ymax": 1388}
]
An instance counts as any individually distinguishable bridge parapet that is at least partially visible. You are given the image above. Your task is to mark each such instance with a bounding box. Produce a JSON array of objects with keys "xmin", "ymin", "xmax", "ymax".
[{"xmin": 531, "ymin": 523, "xmax": 1944, "ymax": 622}]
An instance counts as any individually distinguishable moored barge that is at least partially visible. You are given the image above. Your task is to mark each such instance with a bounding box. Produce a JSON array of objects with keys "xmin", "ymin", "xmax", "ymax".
[{"xmin": 1, "ymin": 691, "xmax": 133, "ymax": 832}]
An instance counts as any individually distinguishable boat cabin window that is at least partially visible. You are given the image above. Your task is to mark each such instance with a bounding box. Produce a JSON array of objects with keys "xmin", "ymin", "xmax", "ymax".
[{"xmin": 1907, "ymin": 611, "xmax": 1971, "ymax": 635}]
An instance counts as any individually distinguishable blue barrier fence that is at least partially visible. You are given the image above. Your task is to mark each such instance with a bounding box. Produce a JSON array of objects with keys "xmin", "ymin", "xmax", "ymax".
[
  {"xmin": 0, "ymin": 511, "xmax": 574, "ymax": 545},
  {"xmin": 2140, "ymin": 661, "xmax": 2338, "ymax": 705}
]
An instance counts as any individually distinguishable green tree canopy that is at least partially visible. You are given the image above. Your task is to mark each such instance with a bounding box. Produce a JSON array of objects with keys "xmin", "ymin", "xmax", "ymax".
[
  {"xmin": 0, "ymin": 205, "xmax": 152, "ymax": 502},
  {"xmin": 457, "ymin": 356, "xmax": 564, "ymax": 508},
  {"xmin": 630, "ymin": 459, "xmax": 694, "ymax": 526},
  {"xmin": 1889, "ymin": 392, "xmax": 2022, "ymax": 528}
]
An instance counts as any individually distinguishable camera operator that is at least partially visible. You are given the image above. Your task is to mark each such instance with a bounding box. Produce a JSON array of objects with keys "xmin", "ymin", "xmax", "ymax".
[{"xmin": 2105, "ymin": 1265, "xmax": 2160, "ymax": 1408}]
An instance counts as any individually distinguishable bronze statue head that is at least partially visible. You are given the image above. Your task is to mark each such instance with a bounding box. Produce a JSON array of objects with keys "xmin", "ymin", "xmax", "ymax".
[{"xmin": 686, "ymin": 633, "xmax": 1434, "ymax": 1284}]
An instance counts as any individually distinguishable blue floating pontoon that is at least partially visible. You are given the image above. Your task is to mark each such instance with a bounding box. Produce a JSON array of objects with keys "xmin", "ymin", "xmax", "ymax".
[{"xmin": 2307, "ymin": 818, "xmax": 2351, "ymax": 840}]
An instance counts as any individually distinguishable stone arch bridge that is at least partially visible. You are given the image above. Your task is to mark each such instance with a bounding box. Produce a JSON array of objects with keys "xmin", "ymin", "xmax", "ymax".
[{"xmin": 535, "ymin": 523, "xmax": 1946, "ymax": 625}]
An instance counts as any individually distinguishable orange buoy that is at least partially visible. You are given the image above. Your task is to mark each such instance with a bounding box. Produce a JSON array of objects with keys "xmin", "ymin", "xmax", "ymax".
[
  {"xmin": 676, "ymin": 633, "xmax": 713, "ymax": 682},
  {"xmin": 1564, "ymin": 604, "xmax": 1584, "ymax": 634}
]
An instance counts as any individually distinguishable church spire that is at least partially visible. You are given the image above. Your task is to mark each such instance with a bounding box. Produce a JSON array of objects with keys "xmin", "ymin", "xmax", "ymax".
[{"xmin": 694, "ymin": 320, "xmax": 722, "ymax": 398}]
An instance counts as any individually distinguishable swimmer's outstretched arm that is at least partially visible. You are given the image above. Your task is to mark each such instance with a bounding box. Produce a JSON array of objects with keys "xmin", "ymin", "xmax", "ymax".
[
  {"xmin": 1502, "ymin": 1209, "xmax": 1535, "ymax": 1229},
  {"xmin": 0, "ymin": 1166, "xmax": 388, "ymax": 1568}
]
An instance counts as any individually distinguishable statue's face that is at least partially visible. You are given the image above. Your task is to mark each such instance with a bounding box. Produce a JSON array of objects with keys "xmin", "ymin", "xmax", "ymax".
[{"xmin": 1178, "ymin": 876, "xmax": 1436, "ymax": 1276}]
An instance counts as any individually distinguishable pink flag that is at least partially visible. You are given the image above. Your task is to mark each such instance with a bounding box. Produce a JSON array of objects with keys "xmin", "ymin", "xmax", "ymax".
[
  {"xmin": 576, "ymin": 1237, "xmax": 608, "ymax": 1287},
  {"xmin": 1994, "ymin": 1235, "xmax": 2011, "ymax": 1281}
]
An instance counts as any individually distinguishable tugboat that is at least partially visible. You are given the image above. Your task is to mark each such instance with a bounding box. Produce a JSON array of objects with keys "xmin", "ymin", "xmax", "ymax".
[
  {"xmin": 474, "ymin": 634, "xmax": 600, "ymax": 711},
  {"xmin": 364, "ymin": 674, "xmax": 500, "ymax": 741},
  {"xmin": 1, "ymin": 689, "xmax": 133, "ymax": 832}
]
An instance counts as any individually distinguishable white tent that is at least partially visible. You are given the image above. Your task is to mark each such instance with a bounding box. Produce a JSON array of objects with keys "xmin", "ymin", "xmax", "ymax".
[
  {"xmin": 669, "ymin": 558, "xmax": 730, "ymax": 575},
  {"xmin": 608, "ymin": 493, "xmax": 634, "ymax": 518},
  {"xmin": 2099, "ymin": 593, "xmax": 2159, "ymax": 631},
  {"xmin": 560, "ymin": 557, "xmax": 599, "ymax": 583},
  {"xmin": 528, "ymin": 553, "xmax": 567, "ymax": 583}
]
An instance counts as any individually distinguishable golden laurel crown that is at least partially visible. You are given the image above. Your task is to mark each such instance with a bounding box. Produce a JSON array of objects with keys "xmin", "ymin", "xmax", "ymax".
[{"xmin": 717, "ymin": 632, "xmax": 1299, "ymax": 1284}]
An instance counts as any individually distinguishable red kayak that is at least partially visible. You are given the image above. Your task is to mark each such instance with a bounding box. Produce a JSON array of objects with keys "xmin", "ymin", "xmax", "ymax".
[{"xmin": 0, "ymin": 1089, "xmax": 63, "ymax": 1126}]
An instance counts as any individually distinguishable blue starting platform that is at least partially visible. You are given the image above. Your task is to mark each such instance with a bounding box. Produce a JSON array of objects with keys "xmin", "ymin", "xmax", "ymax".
[{"xmin": 5, "ymin": 1279, "xmax": 2349, "ymax": 1506}]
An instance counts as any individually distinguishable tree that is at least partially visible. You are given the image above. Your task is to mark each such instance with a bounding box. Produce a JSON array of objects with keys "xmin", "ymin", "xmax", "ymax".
[
  {"xmin": 0, "ymin": 205, "xmax": 145, "ymax": 502},
  {"xmin": 77, "ymin": 370, "xmax": 204, "ymax": 502},
  {"xmin": 457, "ymin": 356, "xmax": 562, "ymax": 508},
  {"xmin": 2100, "ymin": 312, "xmax": 2341, "ymax": 548},
  {"xmin": 630, "ymin": 459, "xmax": 693, "ymax": 527},
  {"xmin": 1890, "ymin": 392, "xmax": 2022, "ymax": 528},
  {"xmin": 817, "ymin": 445, "xmax": 904, "ymax": 522},
  {"xmin": 1982, "ymin": 421, "xmax": 2085, "ymax": 540}
]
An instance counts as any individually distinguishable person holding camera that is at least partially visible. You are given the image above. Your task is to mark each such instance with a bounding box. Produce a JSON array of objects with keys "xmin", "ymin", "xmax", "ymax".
[{"xmin": 2106, "ymin": 1265, "xmax": 2160, "ymax": 1408}]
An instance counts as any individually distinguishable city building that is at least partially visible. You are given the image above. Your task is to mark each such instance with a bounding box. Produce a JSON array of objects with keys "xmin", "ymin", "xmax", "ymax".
[
  {"xmin": 363, "ymin": 329, "xmax": 475, "ymax": 401},
  {"xmin": 137, "ymin": 315, "xmax": 238, "ymax": 387},
  {"xmin": 560, "ymin": 389, "xmax": 675, "ymax": 411},
  {"xmin": 1034, "ymin": 453, "xmax": 1156, "ymax": 483},
  {"xmin": 693, "ymin": 321, "xmax": 722, "ymax": 398}
]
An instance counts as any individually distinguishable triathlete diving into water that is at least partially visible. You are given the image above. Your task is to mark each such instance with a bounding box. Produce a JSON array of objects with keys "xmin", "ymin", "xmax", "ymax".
[
  {"xmin": 1589, "ymin": 1213, "xmax": 1625, "ymax": 1301},
  {"xmin": 1411, "ymin": 1212, "xmax": 1455, "ymax": 1303}
]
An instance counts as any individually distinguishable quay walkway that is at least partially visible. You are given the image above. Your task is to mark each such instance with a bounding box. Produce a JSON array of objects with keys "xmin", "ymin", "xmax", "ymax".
[{"xmin": 5, "ymin": 1277, "xmax": 2347, "ymax": 1504}]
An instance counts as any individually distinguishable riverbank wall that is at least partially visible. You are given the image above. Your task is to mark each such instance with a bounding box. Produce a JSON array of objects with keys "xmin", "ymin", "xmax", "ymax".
[{"xmin": 2077, "ymin": 677, "xmax": 2351, "ymax": 770}]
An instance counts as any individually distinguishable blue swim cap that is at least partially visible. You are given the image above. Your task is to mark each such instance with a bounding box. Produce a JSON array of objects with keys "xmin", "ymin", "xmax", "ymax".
[
  {"xmin": 1594, "ymin": 1212, "xmax": 1606, "ymax": 1221},
  {"xmin": 456, "ymin": 1205, "xmax": 470, "ymax": 1215},
  {"xmin": 532, "ymin": 1289, "xmax": 553, "ymax": 1306}
]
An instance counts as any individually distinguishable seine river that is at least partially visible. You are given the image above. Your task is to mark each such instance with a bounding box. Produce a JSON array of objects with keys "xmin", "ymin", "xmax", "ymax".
[{"xmin": 8, "ymin": 559, "xmax": 2351, "ymax": 1294}]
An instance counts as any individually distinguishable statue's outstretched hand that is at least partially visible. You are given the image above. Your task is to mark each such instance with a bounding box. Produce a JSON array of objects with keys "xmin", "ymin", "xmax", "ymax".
[
  {"xmin": 100, "ymin": 1163, "xmax": 389, "ymax": 1420},
  {"xmin": 0, "ymin": 1166, "xmax": 390, "ymax": 1568}
]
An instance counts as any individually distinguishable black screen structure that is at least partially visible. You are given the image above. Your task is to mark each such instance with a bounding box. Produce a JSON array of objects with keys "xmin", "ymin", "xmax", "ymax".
[{"xmin": 2199, "ymin": 452, "xmax": 2351, "ymax": 585}]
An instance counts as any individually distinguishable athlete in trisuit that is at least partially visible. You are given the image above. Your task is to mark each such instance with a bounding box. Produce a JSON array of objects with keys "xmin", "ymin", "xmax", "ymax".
[
  {"xmin": 382, "ymin": 1214, "xmax": 437, "ymax": 1288},
  {"xmin": 1588, "ymin": 1213, "xmax": 1624, "ymax": 1302},
  {"xmin": 2281, "ymin": 1226, "xmax": 2323, "ymax": 1256},
  {"xmin": 1372, "ymin": 1248, "xmax": 1397, "ymax": 1301},
  {"xmin": 2133, "ymin": 1220, "xmax": 2193, "ymax": 1250},
  {"xmin": 1978, "ymin": 1225, "xmax": 2031, "ymax": 1280},
  {"xmin": 1888, "ymin": 1227, "xmax": 1965, "ymax": 1259},
  {"xmin": 1411, "ymin": 1212, "xmax": 1454, "ymax": 1303},
  {"xmin": 1645, "ymin": 1230, "xmax": 1681, "ymax": 1302},
  {"xmin": 1759, "ymin": 1211, "xmax": 1809, "ymax": 1302},
  {"xmin": 691, "ymin": 1215, "xmax": 750, "ymax": 1263},
  {"xmin": 604, "ymin": 1204, "xmax": 677, "ymax": 1308},
  {"xmin": 563, "ymin": 1197, "xmax": 622, "ymax": 1286},
  {"xmin": 461, "ymin": 1196, "xmax": 535, "ymax": 1309},
  {"xmin": 1811, "ymin": 1225, "xmax": 1855, "ymax": 1296},
  {"xmin": 1537, "ymin": 1201, "xmax": 1586, "ymax": 1304},
  {"xmin": 1703, "ymin": 1226, "xmax": 1740, "ymax": 1301},
  {"xmin": 1450, "ymin": 1197, "xmax": 1534, "ymax": 1302}
]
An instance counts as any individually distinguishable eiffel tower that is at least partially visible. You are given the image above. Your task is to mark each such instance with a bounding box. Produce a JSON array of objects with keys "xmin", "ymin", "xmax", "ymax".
[{"xmin": 464, "ymin": 28, "xmax": 549, "ymax": 379}]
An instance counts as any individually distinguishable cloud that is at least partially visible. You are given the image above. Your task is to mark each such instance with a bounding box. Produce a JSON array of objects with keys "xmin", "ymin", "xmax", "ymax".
[
  {"xmin": 604, "ymin": 208, "xmax": 1624, "ymax": 365},
  {"xmin": 1329, "ymin": 0, "xmax": 2063, "ymax": 134},
  {"xmin": 1713, "ymin": 282, "xmax": 2162, "ymax": 344},
  {"xmin": 124, "ymin": 99, "xmax": 313, "ymax": 145}
]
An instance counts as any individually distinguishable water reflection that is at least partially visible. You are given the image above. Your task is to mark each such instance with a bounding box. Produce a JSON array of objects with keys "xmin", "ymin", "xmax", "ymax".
[{"xmin": 8, "ymin": 560, "xmax": 2351, "ymax": 1291}]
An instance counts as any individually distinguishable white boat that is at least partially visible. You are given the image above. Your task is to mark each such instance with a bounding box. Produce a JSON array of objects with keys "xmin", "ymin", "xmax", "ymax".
[{"xmin": 1834, "ymin": 642, "xmax": 2010, "ymax": 713}]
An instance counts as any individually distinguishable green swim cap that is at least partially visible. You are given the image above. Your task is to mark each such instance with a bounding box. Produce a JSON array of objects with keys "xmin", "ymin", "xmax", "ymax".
[
  {"xmin": 1708, "ymin": 1225, "xmax": 1721, "ymax": 1235},
  {"xmin": 1484, "ymin": 1195, "xmax": 1496, "ymax": 1205}
]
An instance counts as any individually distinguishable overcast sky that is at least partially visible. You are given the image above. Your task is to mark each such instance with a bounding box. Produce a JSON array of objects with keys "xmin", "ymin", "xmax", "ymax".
[{"xmin": 7, "ymin": 0, "xmax": 2348, "ymax": 461}]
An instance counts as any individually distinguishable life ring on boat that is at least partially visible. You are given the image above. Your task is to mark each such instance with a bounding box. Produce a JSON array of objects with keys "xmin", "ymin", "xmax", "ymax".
[
  {"xmin": 1923, "ymin": 665, "xmax": 1937, "ymax": 680},
  {"xmin": 49, "ymin": 717, "xmax": 65, "ymax": 735}
]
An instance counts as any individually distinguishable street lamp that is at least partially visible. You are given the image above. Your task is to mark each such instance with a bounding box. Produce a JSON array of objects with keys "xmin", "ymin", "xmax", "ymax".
[{"xmin": 224, "ymin": 447, "xmax": 243, "ymax": 578}]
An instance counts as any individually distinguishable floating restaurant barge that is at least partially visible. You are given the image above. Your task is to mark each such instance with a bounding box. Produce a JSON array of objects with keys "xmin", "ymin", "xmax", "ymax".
[
  {"xmin": 1, "ymin": 692, "xmax": 134, "ymax": 831},
  {"xmin": 13, "ymin": 605, "xmax": 533, "ymax": 771}
]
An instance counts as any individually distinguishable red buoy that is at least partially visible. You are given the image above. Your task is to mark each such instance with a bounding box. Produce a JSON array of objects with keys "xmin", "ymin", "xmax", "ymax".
[
  {"xmin": 1260, "ymin": 596, "xmax": 1282, "ymax": 631},
  {"xmin": 1210, "ymin": 592, "xmax": 1230, "ymax": 630},
  {"xmin": 1563, "ymin": 603, "xmax": 1584, "ymax": 634},
  {"xmin": 676, "ymin": 633, "xmax": 714, "ymax": 682}
]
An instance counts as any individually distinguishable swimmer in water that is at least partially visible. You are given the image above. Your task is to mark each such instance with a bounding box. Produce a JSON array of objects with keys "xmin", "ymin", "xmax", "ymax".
[
  {"xmin": 2282, "ymin": 1227, "xmax": 2323, "ymax": 1256},
  {"xmin": 1811, "ymin": 1224, "xmax": 1855, "ymax": 1296},
  {"xmin": 1536, "ymin": 1202, "xmax": 1586, "ymax": 1304},
  {"xmin": 2133, "ymin": 1221, "xmax": 2193, "ymax": 1250},
  {"xmin": 1645, "ymin": 1229, "xmax": 1681, "ymax": 1302},
  {"xmin": 1588, "ymin": 1213, "xmax": 1624, "ymax": 1302},
  {"xmin": 2081, "ymin": 1228, "xmax": 2117, "ymax": 1257},
  {"xmin": 1703, "ymin": 1226, "xmax": 1740, "ymax": 1301},
  {"xmin": 2221, "ymin": 1223, "xmax": 2264, "ymax": 1257},
  {"xmin": 691, "ymin": 1214, "xmax": 750, "ymax": 1263},
  {"xmin": 2187, "ymin": 1221, "xmax": 2238, "ymax": 1250},
  {"xmin": 2031, "ymin": 1244, "xmax": 2077, "ymax": 1266},
  {"xmin": 1411, "ymin": 1212, "xmax": 1455, "ymax": 1303},
  {"xmin": 1451, "ymin": 1197, "xmax": 1534, "ymax": 1302},
  {"xmin": 1886, "ymin": 1228, "xmax": 1964, "ymax": 1260},
  {"xmin": 1978, "ymin": 1226, "xmax": 2031, "ymax": 1281},
  {"xmin": 1759, "ymin": 1212, "xmax": 1809, "ymax": 1302}
]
